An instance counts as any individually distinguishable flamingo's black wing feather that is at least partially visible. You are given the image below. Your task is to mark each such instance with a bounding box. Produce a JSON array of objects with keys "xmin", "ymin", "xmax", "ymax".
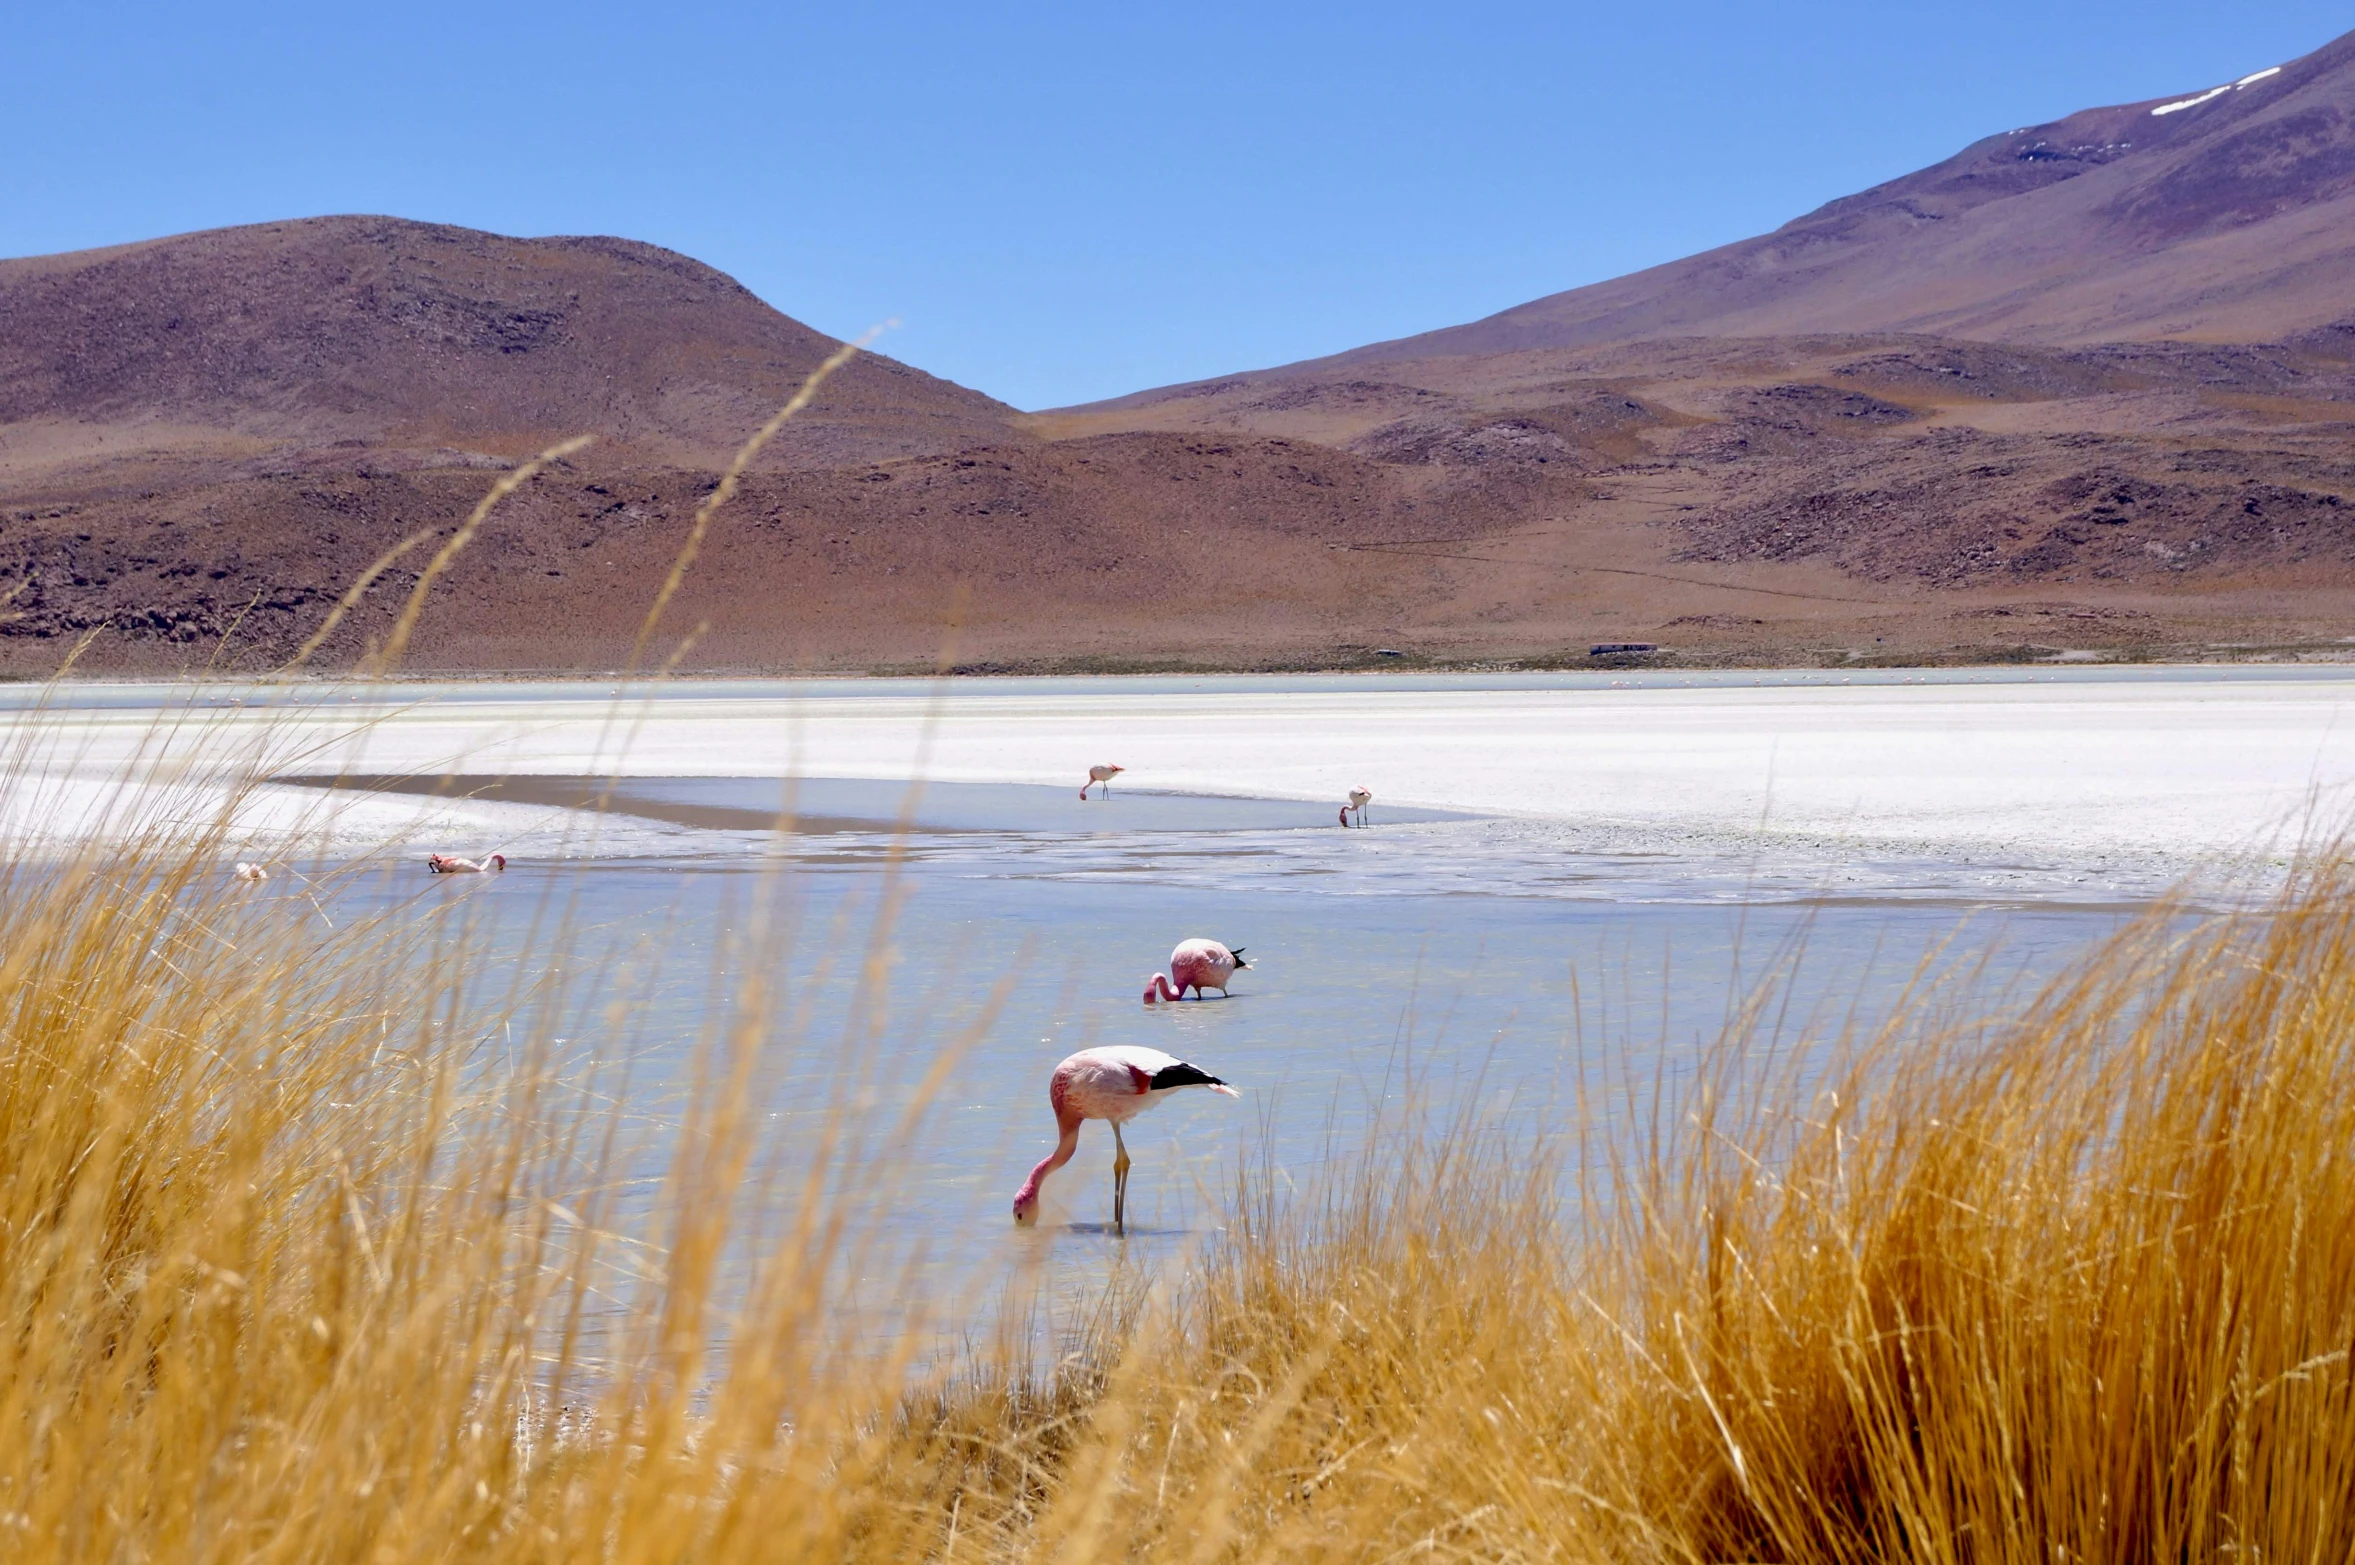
[{"xmin": 1150, "ymin": 1061, "xmax": 1229, "ymax": 1091}]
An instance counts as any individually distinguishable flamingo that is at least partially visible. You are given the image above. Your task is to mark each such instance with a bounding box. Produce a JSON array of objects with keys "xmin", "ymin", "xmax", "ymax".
[
  {"xmin": 232, "ymin": 862, "xmax": 267, "ymax": 882},
  {"xmin": 1012, "ymin": 1044, "xmax": 1238, "ymax": 1234},
  {"xmin": 1143, "ymin": 938, "xmax": 1247, "ymax": 1004},
  {"xmin": 428, "ymin": 853, "xmax": 507, "ymax": 874},
  {"xmin": 1340, "ymin": 786, "xmax": 1373, "ymax": 828},
  {"xmin": 1080, "ymin": 763, "xmax": 1125, "ymax": 800}
]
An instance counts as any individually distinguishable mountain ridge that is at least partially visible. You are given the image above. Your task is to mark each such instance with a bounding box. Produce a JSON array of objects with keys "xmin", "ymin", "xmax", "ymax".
[
  {"xmin": 0, "ymin": 214, "xmax": 1020, "ymax": 471},
  {"xmin": 4, "ymin": 32, "xmax": 2355, "ymax": 674},
  {"xmin": 1114, "ymin": 27, "xmax": 2355, "ymax": 391}
]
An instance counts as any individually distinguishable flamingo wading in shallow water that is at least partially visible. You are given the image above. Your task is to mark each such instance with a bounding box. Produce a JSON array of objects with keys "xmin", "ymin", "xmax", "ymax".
[
  {"xmin": 1341, "ymin": 786, "xmax": 1373, "ymax": 828},
  {"xmin": 1012, "ymin": 1045, "xmax": 1238, "ymax": 1234},
  {"xmin": 1143, "ymin": 938, "xmax": 1247, "ymax": 1004},
  {"xmin": 1081, "ymin": 764, "xmax": 1125, "ymax": 800},
  {"xmin": 428, "ymin": 854, "xmax": 506, "ymax": 874}
]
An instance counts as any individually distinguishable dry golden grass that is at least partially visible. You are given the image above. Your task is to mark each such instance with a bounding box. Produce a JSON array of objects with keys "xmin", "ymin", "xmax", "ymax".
[
  {"xmin": 5, "ymin": 742, "xmax": 2355, "ymax": 1563},
  {"xmin": 11, "ymin": 377, "xmax": 2355, "ymax": 1556}
]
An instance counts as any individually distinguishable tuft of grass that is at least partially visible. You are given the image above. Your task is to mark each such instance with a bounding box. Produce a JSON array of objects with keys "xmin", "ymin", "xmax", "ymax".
[
  {"xmin": 13, "ymin": 365, "xmax": 2355, "ymax": 1554},
  {"xmin": 885, "ymin": 874, "xmax": 2355, "ymax": 1562},
  {"xmin": 8, "ymin": 765, "xmax": 2355, "ymax": 1560}
]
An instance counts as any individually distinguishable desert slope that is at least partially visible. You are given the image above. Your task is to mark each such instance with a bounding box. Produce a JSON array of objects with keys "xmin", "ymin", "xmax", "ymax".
[
  {"xmin": 0, "ymin": 219, "xmax": 1561, "ymax": 673},
  {"xmin": 7, "ymin": 26, "xmax": 2355, "ymax": 677},
  {"xmin": 0, "ymin": 216, "xmax": 1019, "ymax": 471},
  {"xmin": 1304, "ymin": 28, "xmax": 2355, "ymax": 366},
  {"xmin": 1034, "ymin": 31, "xmax": 2355, "ymax": 667}
]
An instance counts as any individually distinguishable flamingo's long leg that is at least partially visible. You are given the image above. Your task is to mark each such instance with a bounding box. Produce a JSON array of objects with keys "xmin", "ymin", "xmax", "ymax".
[{"xmin": 1111, "ymin": 1121, "xmax": 1131, "ymax": 1236}]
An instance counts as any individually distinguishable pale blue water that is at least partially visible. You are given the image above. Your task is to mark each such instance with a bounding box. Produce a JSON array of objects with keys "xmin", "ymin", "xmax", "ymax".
[
  {"xmin": 34, "ymin": 665, "xmax": 2263, "ymax": 1350},
  {"xmin": 0, "ymin": 669, "xmax": 2269, "ymax": 1366},
  {"xmin": 293, "ymin": 769, "xmax": 2151, "ymax": 1348}
]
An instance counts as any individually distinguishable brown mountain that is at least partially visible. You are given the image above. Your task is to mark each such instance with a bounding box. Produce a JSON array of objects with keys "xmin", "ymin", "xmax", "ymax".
[
  {"xmin": 1038, "ymin": 29, "xmax": 2355, "ymax": 666},
  {"xmin": 7, "ymin": 30, "xmax": 2355, "ymax": 676},
  {"xmin": 1316, "ymin": 27, "xmax": 2355, "ymax": 363},
  {"xmin": 0, "ymin": 215, "xmax": 1018, "ymax": 470},
  {"xmin": 0, "ymin": 217, "xmax": 1489, "ymax": 672}
]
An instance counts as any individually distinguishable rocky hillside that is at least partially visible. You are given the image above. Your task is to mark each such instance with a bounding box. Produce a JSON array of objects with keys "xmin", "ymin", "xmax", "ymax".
[
  {"xmin": 0, "ymin": 216, "xmax": 1019, "ymax": 470},
  {"xmin": 1036, "ymin": 29, "xmax": 2355, "ymax": 665},
  {"xmin": 1300, "ymin": 27, "xmax": 2355, "ymax": 361},
  {"xmin": 6, "ymin": 29, "xmax": 2355, "ymax": 675}
]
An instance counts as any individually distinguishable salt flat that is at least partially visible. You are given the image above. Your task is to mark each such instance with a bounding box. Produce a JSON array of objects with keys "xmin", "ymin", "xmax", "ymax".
[
  {"xmin": 9, "ymin": 670, "xmax": 2316, "ymax": 1274},
  {"xmin": 10, "ymin": 669, "xmax": 2355, "ymax": 884}
]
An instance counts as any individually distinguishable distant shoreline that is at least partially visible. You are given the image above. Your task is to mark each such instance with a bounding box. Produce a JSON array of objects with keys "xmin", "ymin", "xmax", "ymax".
[{"xmin": 17, "ymin": 657, "xmax": 2355, "ymax": 695}]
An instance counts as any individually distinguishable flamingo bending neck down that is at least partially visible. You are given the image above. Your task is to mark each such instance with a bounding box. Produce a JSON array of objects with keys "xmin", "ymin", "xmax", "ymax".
[
  {"xmin": 1081, "ymin": 763, "xmax": 1125, "ymax": 800},
  {"xmin": 1012, "ymin": 1045, "xmax": 1238, "ymax": 1234},
  {"xmin": 1142, "ymin": 937, "xmax": 1246, "ymax": 1004},
  {"xmin": 1340, "ymin": 786, "xmax": 1373, "ymax": 827},
  {"xmin": 429, "ymin": 853, "xmax": 506, "ymax": 874}
]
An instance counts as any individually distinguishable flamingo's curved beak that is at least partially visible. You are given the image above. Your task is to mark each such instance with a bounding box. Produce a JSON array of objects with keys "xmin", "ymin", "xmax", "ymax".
[{"xmin": 1012, "ymin": 1201, "xmax": 1038, "ymax": 1227}]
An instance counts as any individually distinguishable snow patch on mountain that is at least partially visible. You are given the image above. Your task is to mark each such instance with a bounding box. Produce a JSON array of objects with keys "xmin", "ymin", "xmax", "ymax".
[{"xmin": 2152, "ymin": 84, "xmax": 2231, "ymax": 116}]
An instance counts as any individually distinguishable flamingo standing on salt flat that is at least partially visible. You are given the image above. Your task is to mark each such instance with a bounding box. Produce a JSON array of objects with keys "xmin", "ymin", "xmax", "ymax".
[
  {"xmin": 1143, "ymin": 938, "xmax": 1247, "ymax": 1004},
  {"xmin": 1340, "ymin": 786, "xmax": 1373, "ymax": 828},
  {"xmin": 428, "ymin": 853, "xmax": 506, "ymax": 874},
  {"xmin": 1080, "ymin": 763, "xmax": 1125, "ymax": 800},
  {"xmin": 1012, "ymin": 1044, "xmax": 1238, "ymax": 1234},
  {"xmin": 232, "ymin": 862, "xmax": 268, "ymax": 883}
]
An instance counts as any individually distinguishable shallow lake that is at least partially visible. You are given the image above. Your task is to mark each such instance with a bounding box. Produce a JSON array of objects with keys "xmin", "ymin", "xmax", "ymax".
[
  {"xmin": 26, "ymin": 666, "xmax": 2303, "ymax": 1349},
  {"xmin": 283, "ymin": 768, "xmax": 2156, "ymax": 1345}
]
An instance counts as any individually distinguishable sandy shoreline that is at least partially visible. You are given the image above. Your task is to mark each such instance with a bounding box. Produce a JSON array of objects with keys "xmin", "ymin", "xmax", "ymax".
[{"xmin": 7, "ymin": 668, "xmax": 2355, "ymax": 884}]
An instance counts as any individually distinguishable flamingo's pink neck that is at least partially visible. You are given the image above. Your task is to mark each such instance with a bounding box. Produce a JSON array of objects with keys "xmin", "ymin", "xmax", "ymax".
[
  {"xmin": 1012, "ymin": 1153, "xmax": 1056, "ymax": 1210},
  {"xmin": 1014, "ymin": 1113, "xmax": 1083, "ymax": 1216}
]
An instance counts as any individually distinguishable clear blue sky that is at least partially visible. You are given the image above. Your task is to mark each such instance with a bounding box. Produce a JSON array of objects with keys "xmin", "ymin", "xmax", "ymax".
[{"xmin": 9, "ymin": 2, "xmax": 2349, "ymax": 409}]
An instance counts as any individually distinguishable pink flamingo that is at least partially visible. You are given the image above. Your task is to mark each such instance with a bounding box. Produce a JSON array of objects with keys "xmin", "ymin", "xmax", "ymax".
[
  {"xmin": 1142, "ymin": 938, "xmax": 1247, "ymax": 1004},
  {"xmin": 428, "ymin": 853, "xmax": 507, "ymax": 874},
  {"xmin": 1081, "ymin": 763, "xmax": 1125, "ymax": 800},
  {"xmin": 232, "ymin": 862, "xmax": 268, "ymax": 882},
  {"xmin": 1012, "ymin": 1044, "xmax": 1238, "ymax": 1234},
  {"xmin": 1340, "ymin": 785, "xmax": 1373, "ymax": 827}
]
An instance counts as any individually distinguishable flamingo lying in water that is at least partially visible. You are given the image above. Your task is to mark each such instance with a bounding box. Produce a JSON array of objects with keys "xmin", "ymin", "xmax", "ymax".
[
  {"xmin": 1081, "ymin": 763, "xmax": 1125, "ymax": 799},
  {"xmin": 232, "ymin": 862, "xmax": 267, "ymax": 882},
  {"xmin": 1012, "ymin": 1044, "xmax": 1238, "ymax": 1234},
  {"xmin": 1143, "ymin": 938, "xmax": 1247, "ymax": 1004},
  {"xmin": 428, "ymin": 854, "xmax": 506, "ymax": 874},
  {"xmin": 1340, "ymin": 786, "xmax": 1372, "ymax": 827}
]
